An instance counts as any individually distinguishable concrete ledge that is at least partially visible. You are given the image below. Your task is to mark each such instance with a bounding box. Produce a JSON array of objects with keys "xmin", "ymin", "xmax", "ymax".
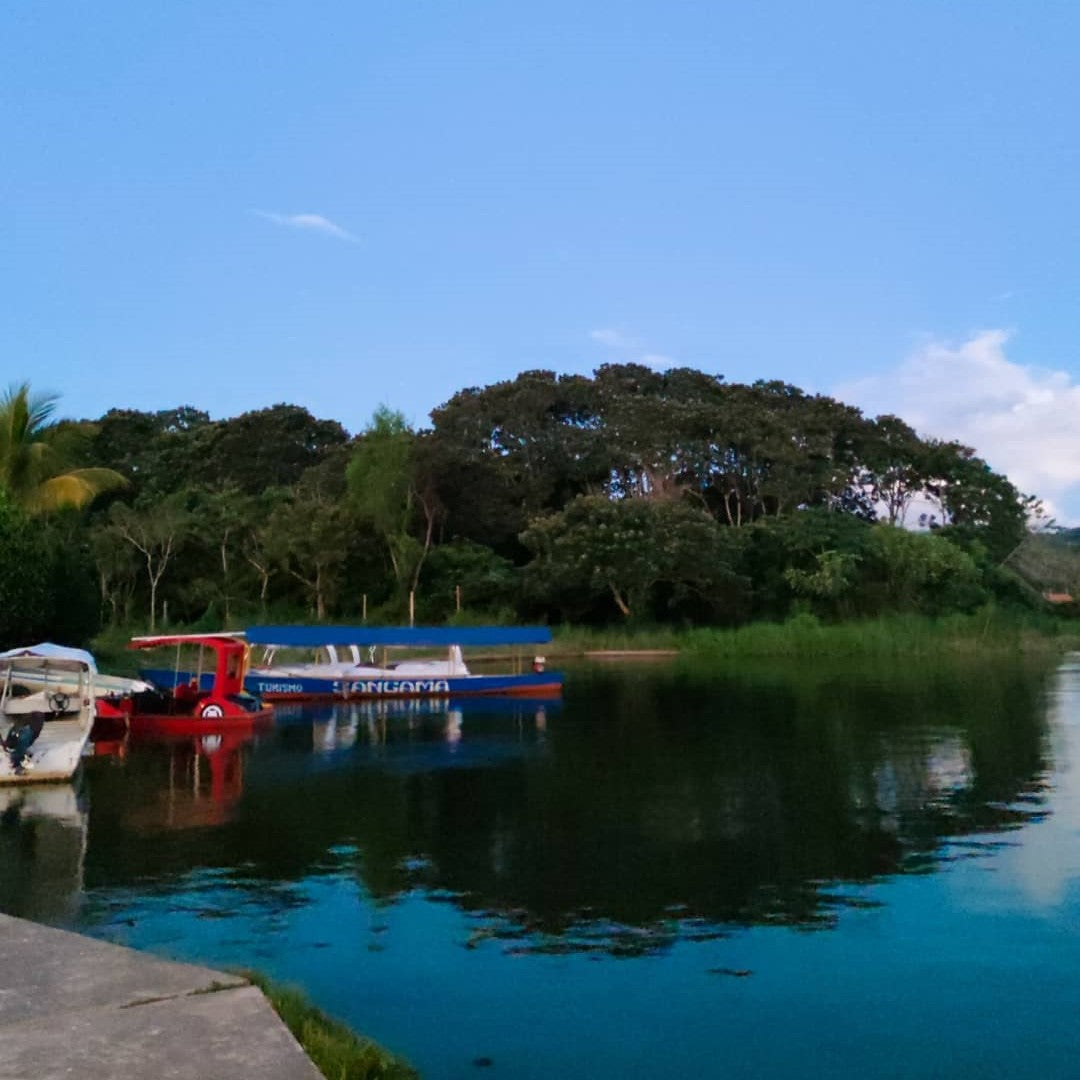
[{"xmin": 0, "ymin": 914, "xmax": 322, "ymax": 1079}]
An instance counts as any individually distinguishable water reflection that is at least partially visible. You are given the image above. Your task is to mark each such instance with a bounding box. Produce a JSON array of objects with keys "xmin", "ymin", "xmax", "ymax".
[
  {"xmin": 0, "ymin": 782, "xmax": 88, "ymax": 923},
  {"xmin": 5, "ymin": 661, "xmax": 1076, "ymax": 1079},
  {"xmin": 67, "ymin": 662, "xmax": 1056, "ymax": 958}
]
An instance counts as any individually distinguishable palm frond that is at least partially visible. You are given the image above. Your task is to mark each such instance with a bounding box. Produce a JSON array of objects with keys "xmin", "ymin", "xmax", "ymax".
[
  {"xmin": 32, "ymin": 468, "xmax": 127, "ymax": 512},
  {"xmin": 2, "ymin": 382, "xmax": 58, "ymax": 438}
]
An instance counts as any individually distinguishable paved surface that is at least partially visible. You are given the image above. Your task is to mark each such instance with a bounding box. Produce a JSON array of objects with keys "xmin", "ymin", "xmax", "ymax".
[{"xmin": 0, "ymin": 914, "xmax": 323, "ymax": 1079}]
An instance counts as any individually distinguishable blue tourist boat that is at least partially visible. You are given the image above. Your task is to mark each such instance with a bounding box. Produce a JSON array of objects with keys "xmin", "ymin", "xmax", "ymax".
[{"xmin": 142, "ymin": 626, "xmax": 563, "ymax": 702}]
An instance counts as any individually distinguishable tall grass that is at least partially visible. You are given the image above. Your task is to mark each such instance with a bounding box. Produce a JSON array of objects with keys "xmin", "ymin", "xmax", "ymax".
[
  {"xmin": 550, "ymin": 610, "xmax": 1080, "ymax": 660},
  {"xmin": 244, "ymin": 971, "xmax": 419, "ymax": 1080},
  {"xmin": 91, "ymin": 608, "xmax": 1080, "ymax": 670},
  {"xmin": 682, "ymin": 610, "xmax": 1080, "ymax": 659}
]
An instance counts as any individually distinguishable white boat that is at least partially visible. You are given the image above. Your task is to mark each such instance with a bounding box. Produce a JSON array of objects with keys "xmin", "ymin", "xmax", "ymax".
[
  {"xmin": 0, "ymin": 641, "xmax": 152, "ymax": 700},
  {"xmin": 254, "ymin": 642, "xmax": 471, "ymax": 681},
  {"xmin": 0, "ymin": 644, "xmax": 96, "ymax": 784}
]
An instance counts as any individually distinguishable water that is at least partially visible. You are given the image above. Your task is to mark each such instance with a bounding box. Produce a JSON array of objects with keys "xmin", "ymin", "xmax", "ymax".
[{"xmin": 3, "ymin": 657, "xmax": 1080, "ymax": 1078}]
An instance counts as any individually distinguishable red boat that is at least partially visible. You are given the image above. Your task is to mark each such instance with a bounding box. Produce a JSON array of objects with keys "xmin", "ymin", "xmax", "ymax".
[{"xmin": 119, "ymin": 634, "xmax": 275, "ymax": 737}]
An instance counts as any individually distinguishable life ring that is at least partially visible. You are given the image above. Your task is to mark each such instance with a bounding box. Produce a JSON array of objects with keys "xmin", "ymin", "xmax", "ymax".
[{"xmin": 197, "ymin": 702, "xmax": 225, "ymax": 719}]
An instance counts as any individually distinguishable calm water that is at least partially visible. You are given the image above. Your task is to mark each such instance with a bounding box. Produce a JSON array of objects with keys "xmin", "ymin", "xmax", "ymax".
[{"xmin": 3, "ymin": 658, "xmax": 1080, "ymax": 1078}]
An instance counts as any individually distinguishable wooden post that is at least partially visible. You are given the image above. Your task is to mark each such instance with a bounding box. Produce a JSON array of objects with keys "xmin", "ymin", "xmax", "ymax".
[
  {"xmin": 455, "ymin": 585, "xmax": 462, "ymax": 613},
  {"xmin": 162, "ymin": 599, "xmax": 169, "ymax": 627},
  {"xmin": 362, "ymin": 593, "xmax": 367, "ymax": 623},
  {"xmin": 409, "ymin": 590, "xmax": 415, "ymax": 627}
]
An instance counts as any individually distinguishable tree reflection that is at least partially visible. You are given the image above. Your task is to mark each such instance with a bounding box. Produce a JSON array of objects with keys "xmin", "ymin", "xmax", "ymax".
[{"xmin": 77, "ymin": 662, "xmax": 1056, "ymax": 954}]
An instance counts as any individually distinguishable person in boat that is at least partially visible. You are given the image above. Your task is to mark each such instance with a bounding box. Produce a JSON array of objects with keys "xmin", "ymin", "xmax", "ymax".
[
  {"xmin": 174, "ymin": 678, "xmax": 199, "ymax": 705},
  {"xmin": 4, "ymin": 712, "xmax": 45, "ymax": 775}
]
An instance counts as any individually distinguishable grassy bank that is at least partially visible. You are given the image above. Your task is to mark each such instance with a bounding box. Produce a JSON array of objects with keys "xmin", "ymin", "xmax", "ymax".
[
  {"xmin": 89, "ymin": 608, "xmax": 1080, "ymax": 673},
  {"xmin": 245, "ymin": 971, "xmax": 418, "ymax": 1080},
  {"xmin": 551, "ymin": 610, "xmax": 1080, "ymax": 660}
]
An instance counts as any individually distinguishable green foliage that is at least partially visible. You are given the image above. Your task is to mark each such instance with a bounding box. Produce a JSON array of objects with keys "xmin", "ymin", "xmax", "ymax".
[
  {"xmin": 784, "ymin": 549, "xmax": 862, "ymax": 603},
  {"xmin": 863, "ymin": 525, "xmax": 986, "ymax": 614},
  {"xmin": 741, "ymin": 508, "xmax": 873, "ymax": 620},
  {"xmin": 87, "ymin": 404, "xmax": 346, "ymax": 500},
  {"xmin": 42, "ymin": 517, "xmax": 100, "ymax": 643},
  {"xmin": 419, "ymin": 539, "xmax": 518, "ymax": 620},
  {"xmin": 522, "ymin": 495, "xmax": 748, "ymax": 622},
  {"xmin": 0, "ymin": 495, "xmax": 99, "ymax": 645},
  {"xmin": 0, "ymin": 495, "xmax": 54, "ymax": 644}
]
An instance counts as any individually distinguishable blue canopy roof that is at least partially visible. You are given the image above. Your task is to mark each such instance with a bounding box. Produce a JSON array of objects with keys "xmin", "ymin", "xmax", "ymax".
[{"xmin": 245, "ymin": 625, "xmax": 553, "ymax": 648}]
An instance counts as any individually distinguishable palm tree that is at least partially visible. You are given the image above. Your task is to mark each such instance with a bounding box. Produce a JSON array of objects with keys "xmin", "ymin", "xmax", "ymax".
[{"xmin": 0, "ymin": 382, "xmax": 125, "ymax": 514}]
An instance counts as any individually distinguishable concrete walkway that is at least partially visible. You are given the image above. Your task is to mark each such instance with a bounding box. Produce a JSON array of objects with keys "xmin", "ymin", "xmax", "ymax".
[{"xmin": 0, "ymin": 914, "xmax": 323, "ymax": 1079}]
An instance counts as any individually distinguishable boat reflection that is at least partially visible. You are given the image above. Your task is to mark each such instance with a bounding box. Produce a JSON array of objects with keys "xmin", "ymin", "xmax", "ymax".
[
  {"xmin": 0, "ymin": 782, "xmax": 88, "ymax": 923},
  {"xmin": 274, "ymin": 697, "xmax": 554, "ymax": 761},
  {"xmin": 117, "ymin": 730, "xmax": 256, "ymax": 833}
]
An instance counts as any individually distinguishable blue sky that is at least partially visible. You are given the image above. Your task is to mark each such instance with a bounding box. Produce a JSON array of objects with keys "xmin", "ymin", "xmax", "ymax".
[{"xmin": 4, "ymin": 2, "xmax": 1080, "ymax": 513}]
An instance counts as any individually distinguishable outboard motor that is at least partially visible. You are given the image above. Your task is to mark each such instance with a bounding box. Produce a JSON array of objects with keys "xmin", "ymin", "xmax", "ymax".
[{"xmin": 4, "ymin": 713, "xmax": 45, "ymax": 774}]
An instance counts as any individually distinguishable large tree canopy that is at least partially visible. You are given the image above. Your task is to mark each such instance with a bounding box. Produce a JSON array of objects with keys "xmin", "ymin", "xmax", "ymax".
[{"xmin": 1, "ymin": 361, "xmax": 1049, "ymax": 643}]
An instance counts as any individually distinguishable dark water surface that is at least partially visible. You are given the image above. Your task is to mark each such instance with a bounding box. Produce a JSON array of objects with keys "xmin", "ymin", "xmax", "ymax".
[{"xmin": 4, "ymin": 657, "xmax": 1080, "ymax": 1078}]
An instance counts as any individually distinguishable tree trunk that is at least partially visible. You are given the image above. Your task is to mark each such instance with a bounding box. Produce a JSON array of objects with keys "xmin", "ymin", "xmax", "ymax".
[
  {"xmin": 244, "ymin": 554, "xmax": 271, "ymax": 612},
  {"xmin": 610, "ymin": 582, "xmax": 631, "ymax": 618},
  {"xmin": 220, "ymin": 537, "xmax": 231, "ymax": 624},
  {"xmin": 410, "ymin": 493, "xmax": 438, "ymax": 594}
]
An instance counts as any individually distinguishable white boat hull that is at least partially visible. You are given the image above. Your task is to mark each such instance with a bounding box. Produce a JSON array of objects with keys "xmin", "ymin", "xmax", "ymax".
[{"xmin": 0, "ymin": 718, "xmax": 91, "ymax": 784}]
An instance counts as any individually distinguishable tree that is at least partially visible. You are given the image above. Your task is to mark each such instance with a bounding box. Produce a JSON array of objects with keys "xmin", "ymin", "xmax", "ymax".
[
  {"xmin": 190, "ymin": 484, "xmax": 251, "ymax": 625},
  {"xmin": 430, "ymin": 370, "xmax": 608, "ymax": 521},
  {"xmin": 521, "ymin": 495, "xmax": 745, "ymax": 621},
  {"xmin": 90, "ymin": 522, "xmax": 140, "ymax": 625},
  {"xmin": 863, "ymin": 525, "xmax": 985, "ymax": 614},
  {"xmin": 741, "ymin": 507, "xmax": 874, "ymax": 620},
  {"xmin": 265, "ymin": 476, "xmax": 351, "ymax": 620},
  {"xmin": 201, "ymin": 404, "xmax": 350, "ymax": 493},
  {"xmin": 858, "ymin": 415, "xmax": 927, "ymax": 525},
  {"xmin": 108, "ymin": 497, "xmax": 191, "ymax": 630},
  {"xmin": 347, "ymin": 408, "xmax": 441, "ymax": 600},
  {"xmin": 784, "ymin": 550, "xmax": 863, "ymax": 608},
  {"xmin": 419, "ymin": 539, "xmax": 518, "ymax": 619},
  {"xmin": 0, "ymin": 383, "xmax": 124, "ymax": 513}
]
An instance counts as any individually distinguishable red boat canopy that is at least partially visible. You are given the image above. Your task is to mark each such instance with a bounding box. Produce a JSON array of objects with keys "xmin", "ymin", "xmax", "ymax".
[
  {"xmin": 129, "ymin": 634, "xmax": 250, "ymax": 698},
  {"xmin": 129, "ymin": 634, "xmax": 246, "ymax": 650}
]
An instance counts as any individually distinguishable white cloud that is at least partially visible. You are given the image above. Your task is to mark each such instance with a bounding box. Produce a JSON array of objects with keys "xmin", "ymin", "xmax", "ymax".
[
  {"xmin": 589, "ymin": 329, "xmax": 674, "ymax": 370},
  {"xmin": 252, "ymin": 210, "xmax": 357, "ymax": 242},
  {"xmin": 838, "ymin": 330, "xmax": 1080, "ymax": 521},
  {"xmin": 589, "ymin": 328, "xmax": 637, "ymax": 349}
]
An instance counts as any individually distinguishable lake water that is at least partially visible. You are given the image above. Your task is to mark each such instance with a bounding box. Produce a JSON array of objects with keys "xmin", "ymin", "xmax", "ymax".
[{"xmin": 3, "ymin": 657, "xmax": 1080, "ymax": 1078}]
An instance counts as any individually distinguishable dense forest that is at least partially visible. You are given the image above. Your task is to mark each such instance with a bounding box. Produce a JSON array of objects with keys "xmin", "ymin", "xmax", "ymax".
[{"xmin": 0, "ymin": 364, "xmax": 1063, "ymax": 645}]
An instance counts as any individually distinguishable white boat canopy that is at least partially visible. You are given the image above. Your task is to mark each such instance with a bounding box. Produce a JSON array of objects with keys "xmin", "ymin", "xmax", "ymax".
[{"xmin": 0, "ymin": 642, "xmax": 98, "ymax": 674}]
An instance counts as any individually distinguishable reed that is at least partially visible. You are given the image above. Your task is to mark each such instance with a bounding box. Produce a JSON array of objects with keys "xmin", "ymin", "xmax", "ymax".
[
  {"xmin": 550, "ymin": 610, "xmax": 1080, "ymax": 660},
  {"xmin": 682, "ymin": 610, "xmax": 1080, "ymax": 659},
  {"xmin": 244, "ymin": 971, "xmax": 419, "ymax": 1080}
]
